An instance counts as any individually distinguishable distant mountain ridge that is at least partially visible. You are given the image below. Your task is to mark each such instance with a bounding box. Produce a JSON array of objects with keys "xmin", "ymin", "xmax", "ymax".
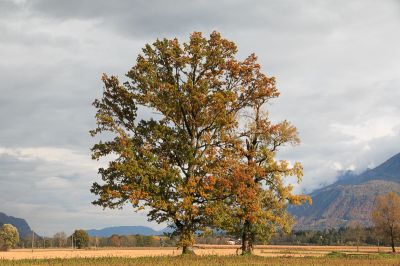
[
  {"xmin": 290, "ymin": 152, "xmax": 400, "ymax": 230},
  {"xmin": 334, "ymin": 153, "xmax": 400, "ymax": 186},
  {"xmin": 0, "ymin": 212, "xmax": 34, "ymax": 238},
  {"xmin": 86, "ymin": 226, "xmax": 171, "ymax": 237}
]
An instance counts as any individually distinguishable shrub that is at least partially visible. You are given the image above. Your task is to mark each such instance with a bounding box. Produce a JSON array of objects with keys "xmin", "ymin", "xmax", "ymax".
[{"xmin": 0, "ymin": 224, "xmax": 20, "ymax": 251}]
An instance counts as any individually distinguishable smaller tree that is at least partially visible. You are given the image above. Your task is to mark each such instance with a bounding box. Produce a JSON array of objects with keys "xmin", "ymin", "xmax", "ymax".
[
  {"xmin": 372, "ymin": 192, "xmax": 400, "ymax": 253},
  {"xmin": 53, "ymin": 232, "xmax": 67, "ymax": 248},
  {"xmin": 72, "ymin": 229, "xmax": 89, "ymax": 249},
  {"xmin": 109, "ymin": 234, "xmax": 121, "ymax": 247},
  {"xmin": 0, "ymin": 224, "xmax": 20, "ymax": 251},
  {"xmin": 347, "ymin": 221, "xmax": 365, "ymax": 252}
]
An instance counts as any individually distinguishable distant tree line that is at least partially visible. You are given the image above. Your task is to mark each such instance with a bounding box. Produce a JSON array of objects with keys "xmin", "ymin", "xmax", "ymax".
[
  {"xmin": 18, "ymin": 233, "xmax": 231, "ymax": 249},
  {"xmin": 90, "ymin": 234, "xmax": 168, "ymax": 248},
  {"xmin": 7, "ymin": 224, "xmax": 400, "ymax": 250},
  {"xmin": 270, "ymin": 227, "xmax": 386, "ymax": 247},
  {"xmin": 11, "ymin": 227, "xmax": 394, "ymax": 249},
  {"xmin": 17, "ymin": 232, "xmax": 168, "ymax": 249}
]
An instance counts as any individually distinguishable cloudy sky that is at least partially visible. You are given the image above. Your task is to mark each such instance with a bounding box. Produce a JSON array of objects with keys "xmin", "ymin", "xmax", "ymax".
[{"xmin": 1, "ymin": 0, "xmax": 400, "ymax": 236}]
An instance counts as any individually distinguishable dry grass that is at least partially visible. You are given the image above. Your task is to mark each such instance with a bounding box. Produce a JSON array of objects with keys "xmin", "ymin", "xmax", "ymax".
[
  {"xmin": 0, "ymin": 245, "xmax": 398, "ymax": 265},
  {"xmin": 0, "ymin": 255, "xmax": 399, "ymax": 266}
]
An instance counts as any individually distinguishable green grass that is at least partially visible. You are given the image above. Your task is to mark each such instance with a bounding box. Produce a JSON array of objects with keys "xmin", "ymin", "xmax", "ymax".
[{"xmin": 0, "ymin": 255, "xmax": 399, "ymax": 266}]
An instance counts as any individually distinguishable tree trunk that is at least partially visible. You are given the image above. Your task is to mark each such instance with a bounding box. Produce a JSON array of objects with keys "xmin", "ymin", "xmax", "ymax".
[
  {"xmin": 179, "ymin": 225, "xmax": 195, "ymax": 255},
  {"xmin": 391, "ymin": 234, "xmax": 396, "ymax": 253},
  {"xmin": 241, "ymin": 221, "xmax": 252, "ymax": 255},
  {"xmin": 182, "ymin": 245, "xmax": 195, "ymax": 255}
]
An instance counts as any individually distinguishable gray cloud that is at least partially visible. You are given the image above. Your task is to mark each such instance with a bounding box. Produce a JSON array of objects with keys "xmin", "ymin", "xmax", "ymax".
[
  {"xmin": 0, "ymin": 148, "xmax": 160, "ymax": 235},
  {"xmin": 25, "ymin": 0, "xmax": 367, "ymax": 41},
  {"xmin": 1, "ymin": 0, "xmax": 400, "ymax": 235},
  {"xmin": 26, "ymin": 0, "xmax": 298, "ymax": 38},
  {"xmin": 0, "ymin": 0, "xmax": 20, "ymax": 17}
]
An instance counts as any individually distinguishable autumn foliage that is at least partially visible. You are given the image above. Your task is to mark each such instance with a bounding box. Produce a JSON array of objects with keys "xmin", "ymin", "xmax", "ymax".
[
  {"xmin": 372, "ymin": 192, "xmax": 400, "ymax": 252},
  {"xmin": 90, "ymin": 31, "xmax": 309, "ymax": 254}
]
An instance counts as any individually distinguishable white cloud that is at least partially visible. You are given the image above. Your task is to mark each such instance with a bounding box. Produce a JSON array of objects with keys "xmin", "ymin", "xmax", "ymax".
[
  {"xmin": 0, "ymin": 146, "xmax": 98, "ymax": 170},
  {"xmin": 331, "ymin": 116, "xmax": 400, "ymax": 143},
  {"xmin": 35, "ymin": 176, "xmax": 72, "ymax": 189}
]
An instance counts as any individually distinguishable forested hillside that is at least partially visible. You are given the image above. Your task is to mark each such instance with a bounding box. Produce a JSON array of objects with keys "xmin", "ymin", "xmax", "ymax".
[{"xmin": 290, "ymin": 153, "xmax": 400, "ymax": 230}]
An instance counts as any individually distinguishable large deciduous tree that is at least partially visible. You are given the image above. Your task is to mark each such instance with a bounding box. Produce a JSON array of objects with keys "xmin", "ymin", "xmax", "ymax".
[
  {"xmin": 372, "ymin": 192, "xmax": 400, "ymax": 253},
  {"xmin": 91, "ymin": 31, "xmax": 306, "ymax": 254}
]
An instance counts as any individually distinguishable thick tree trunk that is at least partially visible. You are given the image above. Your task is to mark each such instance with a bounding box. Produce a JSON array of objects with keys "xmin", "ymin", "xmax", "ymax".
[
  {"xmin": 241, "ymin": 220, "xmax": 252, "ymax": 255},
  {"xmin": 179, "ymin": 225, "xmax": 195, "ymax": 255},
  {"xmin": 241, "ymin": 236, "xmax": 251, "ymax": 255},
  {"xmin": 182, "ymin": 245, "xmax": 195, "ymax": 255}
]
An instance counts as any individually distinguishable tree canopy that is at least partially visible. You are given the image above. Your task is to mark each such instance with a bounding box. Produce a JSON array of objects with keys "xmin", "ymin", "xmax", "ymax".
[{"xmin": 91, "ymin": 31, "xmax": 308, "ymax": 254}]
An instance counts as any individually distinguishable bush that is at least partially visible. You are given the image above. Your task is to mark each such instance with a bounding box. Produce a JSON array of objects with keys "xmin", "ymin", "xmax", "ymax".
[{"xmin": 0, "ymin": 224, "xmax": 20, "ymax": 251}]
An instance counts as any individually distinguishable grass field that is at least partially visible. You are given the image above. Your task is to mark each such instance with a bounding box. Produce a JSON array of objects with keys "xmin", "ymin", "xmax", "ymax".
[
  {"xmin": 0, "ymin": 246, "xmax": 399, "ymax": 265},
  {"xmin": 0, "ymin": 254, "xmax": 399, "ymax": 266}
]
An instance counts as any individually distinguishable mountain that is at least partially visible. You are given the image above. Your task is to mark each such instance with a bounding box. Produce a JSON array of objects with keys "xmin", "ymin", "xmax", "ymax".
[
  {"xmin": 86, "ymin": 226, "xmax": 171, "ymax": 237},
  {"xmin": 290, "ymin": 152, "xmax": 400, "ymax": 230},
  {"xmin": 0, "ymin": 212, "xmax": 34, "ymax": 238},
  {"xmin": 335, "ymin": 153, "xmax": 400, "ymax": 186}
]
